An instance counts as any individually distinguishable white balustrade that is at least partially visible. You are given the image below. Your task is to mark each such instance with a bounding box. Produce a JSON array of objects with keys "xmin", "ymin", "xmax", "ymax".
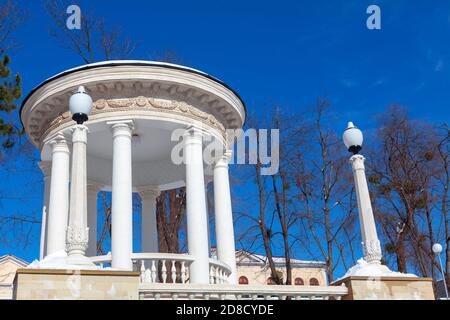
[
  {"xmin": 131, "ymin": 253, "xmax": 195, "ymax": 284},
  {"xmin": 91, "ymin": 253, "xmax": 232, "ymax": 285},
  {"xmin": 138, "ymin": 283, "xmax": 348, "ymax": 300},
  {"xmin": 88, "ymin": 253, "xmax": 348, "ymax": 301},
  {"xmin": 209, "ymin": 258, "xmax": 232, "ymax": 284},
  {"xmin": 90, "ymin": 253, "xmax": 112, "ymax": 269}
]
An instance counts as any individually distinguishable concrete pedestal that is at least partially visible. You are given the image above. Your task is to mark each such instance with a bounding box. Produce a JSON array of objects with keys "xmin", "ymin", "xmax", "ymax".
[
  {"xmin": 332, "ymin": 276, "xmax": 435, "ymax": 300},
  {"xmin": 13, "ymin": 269, "xmax": 140, "ymax": 300}
]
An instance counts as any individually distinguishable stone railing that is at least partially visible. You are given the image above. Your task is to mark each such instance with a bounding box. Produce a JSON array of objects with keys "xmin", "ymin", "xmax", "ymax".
[
  {"xmin": 90, "ymin": 253, "xmax": 232, "ymax": 285},
  {"xmin": 138, "ymin": 283, "xmax": 348, "ymax": 300},
  {"xmin": 131, "ymin": 253, "xmax": 195, "ymax": 284},
  {"xmin": 209, "ymin": 258, "xmax": 232, "ymax": 284},
  {"xmin": 90, "ymin": 253, "xmax": 112, "ymax": 268}
]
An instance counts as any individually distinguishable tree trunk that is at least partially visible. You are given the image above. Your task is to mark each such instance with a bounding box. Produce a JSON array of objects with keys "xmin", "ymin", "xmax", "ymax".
[
  {"xmin": 396, "ymin": 229, "xmax": 407, "ymax": 273},
  {"xmin": 256, "ymin": 162, "xmax": 281, "ymax": 284},
  {"xmin": 271, "ymin": 174, "xmax": 292, "ymax": 285}
]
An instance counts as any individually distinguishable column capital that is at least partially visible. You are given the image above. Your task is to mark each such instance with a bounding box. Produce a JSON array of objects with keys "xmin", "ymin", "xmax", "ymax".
[
  {"xmin": 139, "ymin": 187, "xmax": 161, "ymax": 199},
  {"xmin": 183, "ymin": 126, "xmax": 205, "ymax": 143},
  {"xmin": 214, "ymin": 150, "xmax": 232, "ymax": 168},
  {"xmin": 349, "ymin": 154, "xmax": 366, "ymax": 170},
  {"xmin": 49, "ymin": 134, "xmax": 70, "ymax": 154},
  {"xmin": 38, "ymin": 161, "xmax": 52, "ymax": 177},
  {"xmin": 71, "ymin": 124, "xmax": 89, "ymax": 144},
  {"xmin": 107, "ymin": 120, "xmax": 134, "ymax": 137}
]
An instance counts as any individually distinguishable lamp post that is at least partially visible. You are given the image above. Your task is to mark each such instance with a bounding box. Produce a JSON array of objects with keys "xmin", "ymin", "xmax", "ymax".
[
  {"xmin": 66, "ymin": 86, "xmax": 95, "ymax": 267},
  {"xmin": 343, "ymin": 122, "xmax": 382, "ymax": 265},
  {"xmin": 432, "ymin": 243, "xmax": 449, "ymax": 299}
]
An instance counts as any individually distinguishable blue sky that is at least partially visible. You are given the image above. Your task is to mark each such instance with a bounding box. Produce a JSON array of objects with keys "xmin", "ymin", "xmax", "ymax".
[
  {"xmin": 1, "ymin": 1, "xmax": 450, "ymax": 274},
  {"xmin": 11, "ymin": 0, "xmax": 450, "ymax": 125}
]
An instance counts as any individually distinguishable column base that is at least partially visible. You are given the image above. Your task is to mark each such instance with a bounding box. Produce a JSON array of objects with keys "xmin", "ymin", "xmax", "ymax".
[
  {"xmin": 29, "ymin": 250, "xmax": 99, "ymax": 270},
  {"xmin": 66, "ymin": 253, "xmax": 99, "ymax": 269}
]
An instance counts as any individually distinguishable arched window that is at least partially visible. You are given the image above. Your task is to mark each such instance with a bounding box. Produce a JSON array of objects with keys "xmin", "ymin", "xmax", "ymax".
[
  {"xmin": 294, "ymin": 277, "xmax": 304, "ymax": 285},
  {"xmin": 309, "ymin": 278, "xmax": 319, "ymax": 286},
  {"xmin": 239, "ymin": 276, "xmax": 249, "ymax": 285},
  {"xmin": 267, "ymin": 277, "xmax": 276, "ymax": 285}
]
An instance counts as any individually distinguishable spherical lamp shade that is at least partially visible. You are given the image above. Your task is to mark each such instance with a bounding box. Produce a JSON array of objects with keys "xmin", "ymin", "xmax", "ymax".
[
  {"xmin": 69, "ymin": 86, "xmax": 93, "ymax": 124},
  {"xmin": 432, "ymin": 243, "xmax": 443, "ymax": 254},
  {"xmin": 343, "ymin": 122, "xmax": 363, "ymax": 154}
]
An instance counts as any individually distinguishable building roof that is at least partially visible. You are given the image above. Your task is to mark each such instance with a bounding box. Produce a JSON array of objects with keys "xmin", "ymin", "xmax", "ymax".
[
  {"xmin": 210, "ymin": 248, "xmax": 326, "ymax": 269},
  {"xmin": 236, "ymin": 250, "xmax": 326, "ymax": 268},
  {"xmin": 0, "ymin": 254, "xmax": 28, "ymax": 268},
  {"xmin": 20, "ymin": 60, "xmax": 247, "ymax": 127}
]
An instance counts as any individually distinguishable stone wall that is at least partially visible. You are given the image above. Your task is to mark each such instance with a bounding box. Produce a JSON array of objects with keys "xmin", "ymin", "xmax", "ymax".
[
  {"xmin": 332, "ymin": 276, "xmax": 435, "ymax": 300},
  {"xmin": 14, "ymin": 269, "xmax": 140, "ymax": 300},
  {"xmin": 236, "ymin": 265, "xmax": 327, "ymax": 286}
]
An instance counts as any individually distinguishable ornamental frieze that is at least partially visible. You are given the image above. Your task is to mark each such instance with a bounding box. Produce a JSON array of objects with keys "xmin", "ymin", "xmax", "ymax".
[
  {"xmin": 42, "ymin": 96, "xmax": 226, "ymax": 143},
  {"xmin": 89, "ymin": 96, "xmax": 225, "ymax": 131}
]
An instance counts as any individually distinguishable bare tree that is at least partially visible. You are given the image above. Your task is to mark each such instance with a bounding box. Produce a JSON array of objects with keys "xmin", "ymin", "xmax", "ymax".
[
  {"xmin": 435, "ymin": 124, "xmax": 449, "ymax": 287},
  {"xmin": 96, "ymin": 192, "xmax": 111, "ymax": 255},
  {"xmin": 156, "ymin": 189, "xmax": 186, "ymax": 254},
  {"xmin": 369, "ymin": 106, "xmax": 449, "ymax": 283},
  {"xmin": 234, "ymin": 105, "xmax": 325, "ymax": 285},
  {"xmin": 150, "ymin": 49, "xmax": 186, "ymax": 65},
  {"xmin": 294, "ymin": 98, "xmax": 355, "ymax": 283},
  {"xmin": 0, "ymin": 0, "xmax": 26, "ymax": 54}
]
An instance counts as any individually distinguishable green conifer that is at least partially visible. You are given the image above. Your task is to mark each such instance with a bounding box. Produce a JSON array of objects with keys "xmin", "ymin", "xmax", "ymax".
[{"xmin": 0, "ymin": 54, "xmax": 21, "ymax": 154}]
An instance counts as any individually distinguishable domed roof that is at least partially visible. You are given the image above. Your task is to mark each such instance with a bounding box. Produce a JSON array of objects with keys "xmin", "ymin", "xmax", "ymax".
[{"xmin": 21, "ymin": 60, "xmax": 246, "ymax": 148}]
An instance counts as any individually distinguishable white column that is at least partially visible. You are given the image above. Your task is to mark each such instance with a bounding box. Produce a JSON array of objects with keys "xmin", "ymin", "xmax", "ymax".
[
  {"xmin": 87, "ymin": 184, "xmax": 100, "ymax": 257},
  {"xmin": 184, "ymin": 128, "xmax": 210, "ymax": 284},
  {"xmin": 39, "ymin": 161, "xmax": 51, "ymax": 259},
  {"xmin": 205, "ymin": 183, "xmax": 211, "ymax": 257},
  {"xmin": 66, "ymin": 125, "xmax": 94, "ymax": 267},
  {"xmin": 46, "ymin": 134, "xmax": 70, "ymax": 256},
  {"xmin": 213, "ymin": 150, "xmax": 238, "ymax": 284},
  {"xmin": 109, "ymin": 120, "xmax": 134, "ymax": 270},
  {"xmin": 140, "ymin": 188, "xmax": 160, "ymax": 253},
  {"xmin": 350, "ymin": 154, "xmax": 382, "ymax": 264}
]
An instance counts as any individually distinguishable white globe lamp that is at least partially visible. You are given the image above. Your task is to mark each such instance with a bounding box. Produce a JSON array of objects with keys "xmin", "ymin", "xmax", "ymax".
[
  {"xmin": 343, "ymin": 122, "xmax": 363, "ymax": 154},
  {"xmin": 69, "ymin": 86, "xmax": 93, "ymax": 124}
]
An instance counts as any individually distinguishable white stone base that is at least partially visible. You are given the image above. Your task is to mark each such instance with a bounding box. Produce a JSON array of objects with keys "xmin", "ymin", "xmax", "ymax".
[
  {"xmin": 14, "ymin": 268, "xmax": 140, "ymax": 300},
  {"xmin": 28, "ymin": 251, "xmax": 100, "ymax": 270},
  {"xmin": 331, "ymin": 258, "xmax": 434, "ymax": 300},
  {"xmin": 338, "ymin": 258, "xmax": 417, "ymax": 280}
]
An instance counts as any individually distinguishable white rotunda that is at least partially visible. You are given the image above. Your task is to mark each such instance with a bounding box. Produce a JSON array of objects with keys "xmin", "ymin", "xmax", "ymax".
[{"xmin": 21, "ymin": 61, "xmax": 245, "ymax": 285}]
